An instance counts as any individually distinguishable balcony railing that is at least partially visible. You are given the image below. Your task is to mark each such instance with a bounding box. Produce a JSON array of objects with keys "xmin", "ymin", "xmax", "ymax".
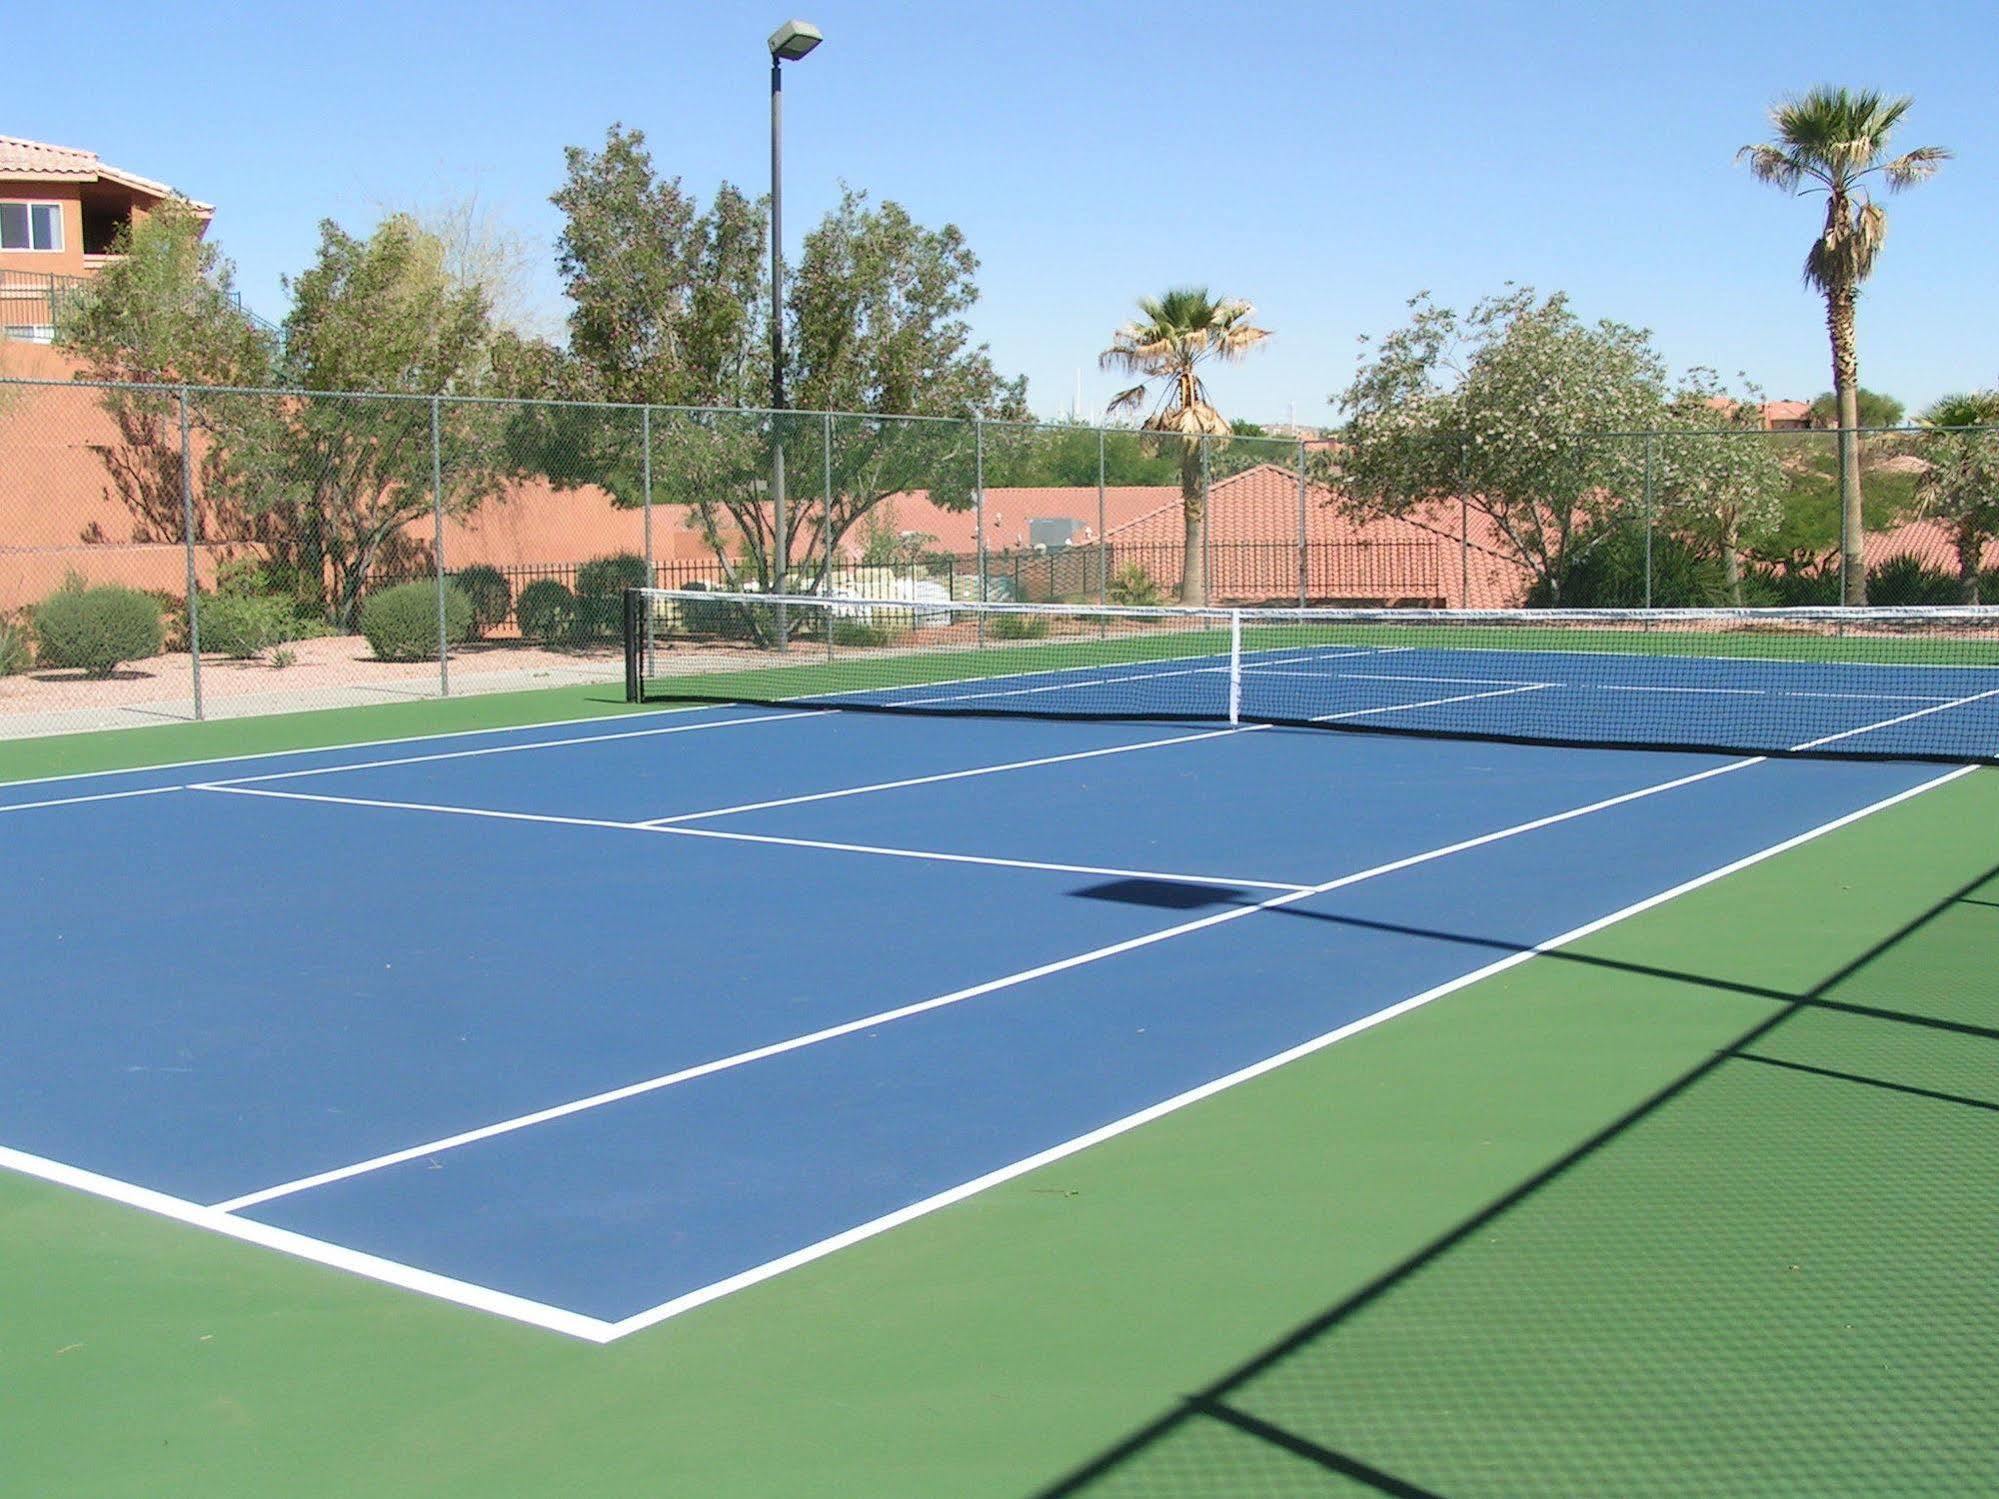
[{"xmin": 0, "ymin": 268, "xmax": 282, "ymax": 347}]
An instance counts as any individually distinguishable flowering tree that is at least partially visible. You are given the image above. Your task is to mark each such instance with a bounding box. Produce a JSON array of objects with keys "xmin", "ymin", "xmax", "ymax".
[
  {"xmin": 1654, "ymin": 374, "xmax": 1787, "ymax": 604},
  {"xmin": 1333, "ymin": 288, "xmax": 1667, "ymax": 603}
]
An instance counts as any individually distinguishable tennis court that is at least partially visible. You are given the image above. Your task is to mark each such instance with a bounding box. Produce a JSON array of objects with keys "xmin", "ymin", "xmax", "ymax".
[{"xmin": 4, "ymin": 595, "xmax": 1996, "ymax": 1494}]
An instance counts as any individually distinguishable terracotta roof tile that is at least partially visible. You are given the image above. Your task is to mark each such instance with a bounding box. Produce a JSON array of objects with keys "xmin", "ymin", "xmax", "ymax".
[{"xmin": 0, "ymin": 135, "xmax": 212, "ymax": 214}]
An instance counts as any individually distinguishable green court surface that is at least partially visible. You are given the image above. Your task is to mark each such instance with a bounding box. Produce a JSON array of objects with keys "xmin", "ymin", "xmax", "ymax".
[{"xmin": 2, "ymin": 689, "xmax": 1994, "ymax": 1497}]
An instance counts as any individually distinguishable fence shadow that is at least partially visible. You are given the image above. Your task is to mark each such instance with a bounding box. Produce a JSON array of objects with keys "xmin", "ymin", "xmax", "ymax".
[{"xmin": 1037, "ymin": 866, "xmax": 1999, "ymax": 1497}]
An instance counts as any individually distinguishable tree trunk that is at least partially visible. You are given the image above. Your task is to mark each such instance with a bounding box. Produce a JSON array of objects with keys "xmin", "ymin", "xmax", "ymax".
[
  {"xmin": 1178, "ymin": 442, "xmax": 1206, "ymax": 606},
  {"xmin": 1826, "ymin": 287, "xmax": 1866, "ymax": 605},
  {"xmin": 1957, "ymin": 523, "xmax": 1983, "ymax": 605},
  {"xmin": 1723, "ymin": 527, "xmax": 1744, "ymax": 607}
]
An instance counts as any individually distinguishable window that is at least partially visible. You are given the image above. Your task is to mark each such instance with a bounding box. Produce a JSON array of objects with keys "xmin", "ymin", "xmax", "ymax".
[
  {"xmin": 3, "ymin": 325, "xmax": 57, "ymax": 344},
  {"xmin": 0, "ymin": 202, "xmax": 64, "ymax": 252}
]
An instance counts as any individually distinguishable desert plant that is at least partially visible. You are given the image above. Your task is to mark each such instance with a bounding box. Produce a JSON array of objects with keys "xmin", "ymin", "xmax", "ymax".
[
  {"xmin": 32, "ymin": 580, "xmax": 164, "ymax": 676},
  {"xmin": 359, "ymin": 580, "xmax": 471, "ymax": 662},
  {"xmin": 1864, "ymin": 554, "xmax": 1960, "ymax": 606},
  {"xmin": 1107, "ymin": 563, "xmax": 1165, "ymax": 607},
  {"xmin": 198, "ymin": 591, "xmax": 299, "ymax": 659},
  {"xmin": 450, "ymin": 564, "xmax": 513, "ymax": 638},
  {"xmin": 830, "ymin": 615, "xmax": 910, "ymax": 648},
  {"xmin": 515, "ymin": 579, "xmax": 578, "ymax": 641},
  {"xmin": 0, "ymin": 611, "xmax": 30, "ymax": 675},
  {"xmin": 989, "ymin": 609, "xmax": 1050, "ymax": 640}
]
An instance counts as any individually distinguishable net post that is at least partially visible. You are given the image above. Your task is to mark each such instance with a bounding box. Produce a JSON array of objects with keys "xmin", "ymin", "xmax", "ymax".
[
  {"xmin": 823, "ymin": 411, "xmax": 836, "ymax": 662},
  {"xmin": 1227, "ymin": 608, "xmax": 1242, "ymax": 726},
  {"xmin": 1296, "ymin": 438, "xmax": 1308, "ymax": 607},
  {"xmin": 974, "ymin": 416, "xmax": 987, "ymax": 647},
  {"xmin": 177, "ymin": 385, "xmax": 204, "ymax": 721},
  {"xmin": 431, "ymin": 395, "xmax": 449, "ymax": 697},
  {"xmin": 622, "ymin": 588, "xmax": 642, "ymax": 702}
]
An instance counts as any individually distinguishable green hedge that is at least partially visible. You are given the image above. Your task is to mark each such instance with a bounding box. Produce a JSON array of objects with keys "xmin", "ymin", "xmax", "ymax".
[
  {"xmin": 33, "ymin": 581, "xmax": 164, "ymax": 676},
  {"xmin": 450, "ymin": 564, "xmax": 513, "ymax": 639},
  {"xmin": 516, "ymin": 579, "xmax": 577, "ymax": 641},
  {"xmin": 990, "ymin": 610, "xmax": 1050, "ymax": 641},
  {"xmin": 359, "ymin": 581, "xmax": 472, "ymax": 662},
  {"xmin": 575, "ymin": 553, "xmax": 649, "ymax": 641}
]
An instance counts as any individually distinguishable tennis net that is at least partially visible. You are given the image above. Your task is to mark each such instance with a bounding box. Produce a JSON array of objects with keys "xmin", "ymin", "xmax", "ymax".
[{"xmin": 622, "ymin": 588, "xmax": 1999, "ymax": 764}]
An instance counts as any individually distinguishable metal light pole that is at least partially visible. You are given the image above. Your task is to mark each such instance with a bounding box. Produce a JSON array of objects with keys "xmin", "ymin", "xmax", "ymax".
[{"xmin": 768, "ymin": 19, "xmax": 821, "ymax": 645}]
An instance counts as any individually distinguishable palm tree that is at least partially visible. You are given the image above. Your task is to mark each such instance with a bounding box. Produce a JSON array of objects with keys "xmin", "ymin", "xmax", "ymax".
[
  {"xmin": 1100, "ymin": 288, "xmax": 1270, "ymax": 604},
  {"xmin": 1913, "ymin": 392, "xmax": 1999, "ymax": 602},
  {"xmin": 1740, "ymin": 88, "xmax": 1949, "ymax": 604}
]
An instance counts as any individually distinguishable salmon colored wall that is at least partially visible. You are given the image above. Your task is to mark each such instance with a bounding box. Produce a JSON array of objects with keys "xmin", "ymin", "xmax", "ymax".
[{"xmin": 0, "ymin": 182, "xmax": 86, "ymax": 279}]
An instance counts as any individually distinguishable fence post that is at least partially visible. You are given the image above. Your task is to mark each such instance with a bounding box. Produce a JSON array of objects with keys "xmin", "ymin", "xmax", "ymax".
[
  {"xmin": 974, "ymin": 417, "xmax": 987, "ymax": 646},
  {"xmin": 641, "ymin": 405, "xmax": 654, "ymax": 583},
  {"xmin": 178, "ymin": 386, "xmax": 203, "ymax": 721},
  {"xmin": 1643, "ymin": 431, "xmax": 1656, "ymax": 610},
  {"xmin": 431, "ymin": 395, "xmax": 449, "ymax": 697},
  {"xmin": 773, "ymin": 413, "xmax": 789, "ymax": 651},
  {"xmin": 1200, "ymin": 434, "xmax": 1212, "ymax": 603},
  {"xmin": 1296, "ymin": 439, "xmax": 1309, "ymax": 606},
  {"xmin": 1457, "ymin": 436, "xmax": 1470, "ymax": 608},
  {"xmin": 823, "ymin": 411, "xmax": 836, "ymax": 662},
  {"xmin": 1097, "ymin": 424, "xmax": 1108, "ymax": 607}
]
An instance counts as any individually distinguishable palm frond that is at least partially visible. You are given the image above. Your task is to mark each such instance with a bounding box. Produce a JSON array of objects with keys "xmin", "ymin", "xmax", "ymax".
[
  {"xmin": 1883, "ymin": 144, "xmax": 1952, "ymax": 191},
  {"xmin": 1737, "ymin": 143, "xmax": 1809, "ymax": 191}
]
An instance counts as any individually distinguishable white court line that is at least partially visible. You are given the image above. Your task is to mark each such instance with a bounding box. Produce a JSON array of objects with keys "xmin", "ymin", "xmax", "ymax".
[
  {"xmin": 1789, "ymin": 686, "xmax": 1999, "ymax": 751},
  {"xmin": 637, "ymin": 724, "xmax": 1257, "ymax": 826},
  {"xmin": 0, "ymin": 700, "xmax": 728, "ymax": 794},
  {"xmin": 873, "ymin": 648, "xmax": 1394, "ymax": 709},
  {"xmin": 192, "ymin": 780, "xmax": 1302, "ymax": 894},
  {"xmin": 0, "ymin": 1142, "xmax": 618, "ymax": 1342},
  {"xmin": 1311, "ymin": 683, "xmax": 1554, "ymax": 723},
  {"xmin": 0, "ymin": 784, "xmax": 187, "ymax": 816},
  {"xmin": 12, "ymin": 757, "xmax": 1976, "ymax": 1341},
  {"xmin": 208, "ymin": 750, "xmax": 1768, "ymax": 1215},
  {"xmin": 200, "ymin": 709, "xmax": 829, "ymax": 787},
  {"xmin": 652, "ymin": 824, "xmax": 1312, "ymax": 892},
  {"xmin": 1595, "ymin": 684, "xmax": 1952, "ymax": 703},
  {"xmin": 604, "ymin": 761, "xmax": 1980, "ymax": 1339}
]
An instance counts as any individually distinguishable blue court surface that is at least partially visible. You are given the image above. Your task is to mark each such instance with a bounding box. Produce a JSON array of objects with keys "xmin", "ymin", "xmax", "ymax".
[{"xmin": 0, "ymin": 653, "xmax": 1983, "ymax": 1341}]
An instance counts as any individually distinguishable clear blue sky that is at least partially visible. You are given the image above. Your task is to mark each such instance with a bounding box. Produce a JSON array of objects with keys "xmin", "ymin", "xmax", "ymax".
[{"xmin": 12, "ymin": 0, "xmax": 1992, "ymax": 423}]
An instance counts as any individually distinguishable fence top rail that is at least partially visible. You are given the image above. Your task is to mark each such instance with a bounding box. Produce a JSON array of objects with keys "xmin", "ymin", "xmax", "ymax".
[
  {"xmin": 6, "ymin": 376, "xmax": 1993, "ymax": 443},
  {"xmin": 633, "ymin": 587, "xmax": 1999, "ymax": 628}
]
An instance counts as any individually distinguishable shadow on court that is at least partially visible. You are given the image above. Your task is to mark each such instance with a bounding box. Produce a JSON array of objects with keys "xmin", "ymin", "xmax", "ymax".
[{"xmin": 1040, "ymin": 867, "xmax": 1999, "ymax": 1497}]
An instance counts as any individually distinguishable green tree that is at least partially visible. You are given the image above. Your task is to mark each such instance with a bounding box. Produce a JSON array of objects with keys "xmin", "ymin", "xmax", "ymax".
[
  {"xmin": 1099, "ymin": 288, "xmax": 1272, "ymax": 603},
  {"xmin": 1808, "ymin": 387, "xmax": 1904, "ymax": 430},
  {"xmin": 1334, "ymin": 288, "xmax": 1666, "ymax": 604},
  {"xmin": 53, "ymin": 198, "xmax": 277, "ymax": 546},
  {"xmin": 219, "ymin": 215, "xmax": 506, "ymax": 625},
  {"xmin": 507, "ymin": 127, "xmax": 1025, "ymax": 598},
  {"xmin": 1911, "ymin": 392, "xmax": 1999, "ymax": 602},
  {"xmin": 1655, "ymin": 373, "xmax": 1787, "ymax": 604},
  {"xmin": 1740, "ymin": 88, "xmax": 1949, "ymax": 603}
]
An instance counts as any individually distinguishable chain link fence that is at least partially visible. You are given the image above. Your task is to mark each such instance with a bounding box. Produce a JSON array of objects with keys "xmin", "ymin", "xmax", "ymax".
[{"xmin": 2, "ymin": 375, "xmax": 1993, "ymax": 738}]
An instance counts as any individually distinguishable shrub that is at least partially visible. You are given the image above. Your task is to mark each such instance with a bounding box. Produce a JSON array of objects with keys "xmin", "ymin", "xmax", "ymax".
[
  {"xmin": 32, "ymin": 581, "xmax": 164, "ymax": 676},
  {"xmin": 515, "ymin": 579, "xmax": 577, "ymax": 641},
  {"xmin": 0, "ymin": 611, "xmax": 29, "ymax": 675},
  {"xmin": 450, "ymin": 564, "xmax": 513, "ymax": 639},
  {"xmin": 1107, "ymin": 564, "xmax": 1164, "ymax": 607},
  {"xmin": 574, "ymin": 553, "xmax": 650, "ymax": 640},
  {"xmin": 1527, "ymin": 524, "xmax": 1729, "ymax": 608},
  {"xmin": 990, "ymin": 609, "xmax": 1050, "ymax": 640},
  {"xmin": 198, "ymin": 591, "xmax": 299, "ymax": 659},
  {"xmin": 1865, "ymin": 554, "xmax": 1960, "ymax": 606},
  {"xmin": 359, "ymin": 580, "xmax": 471, "ymax": 662},
  {"xmin": 674, "ymin": 581, "xmax": 750, "ymax": 639},
  {"xmin": 831, "ymin": 615, "xmax": 910, "ymax": 648}
]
